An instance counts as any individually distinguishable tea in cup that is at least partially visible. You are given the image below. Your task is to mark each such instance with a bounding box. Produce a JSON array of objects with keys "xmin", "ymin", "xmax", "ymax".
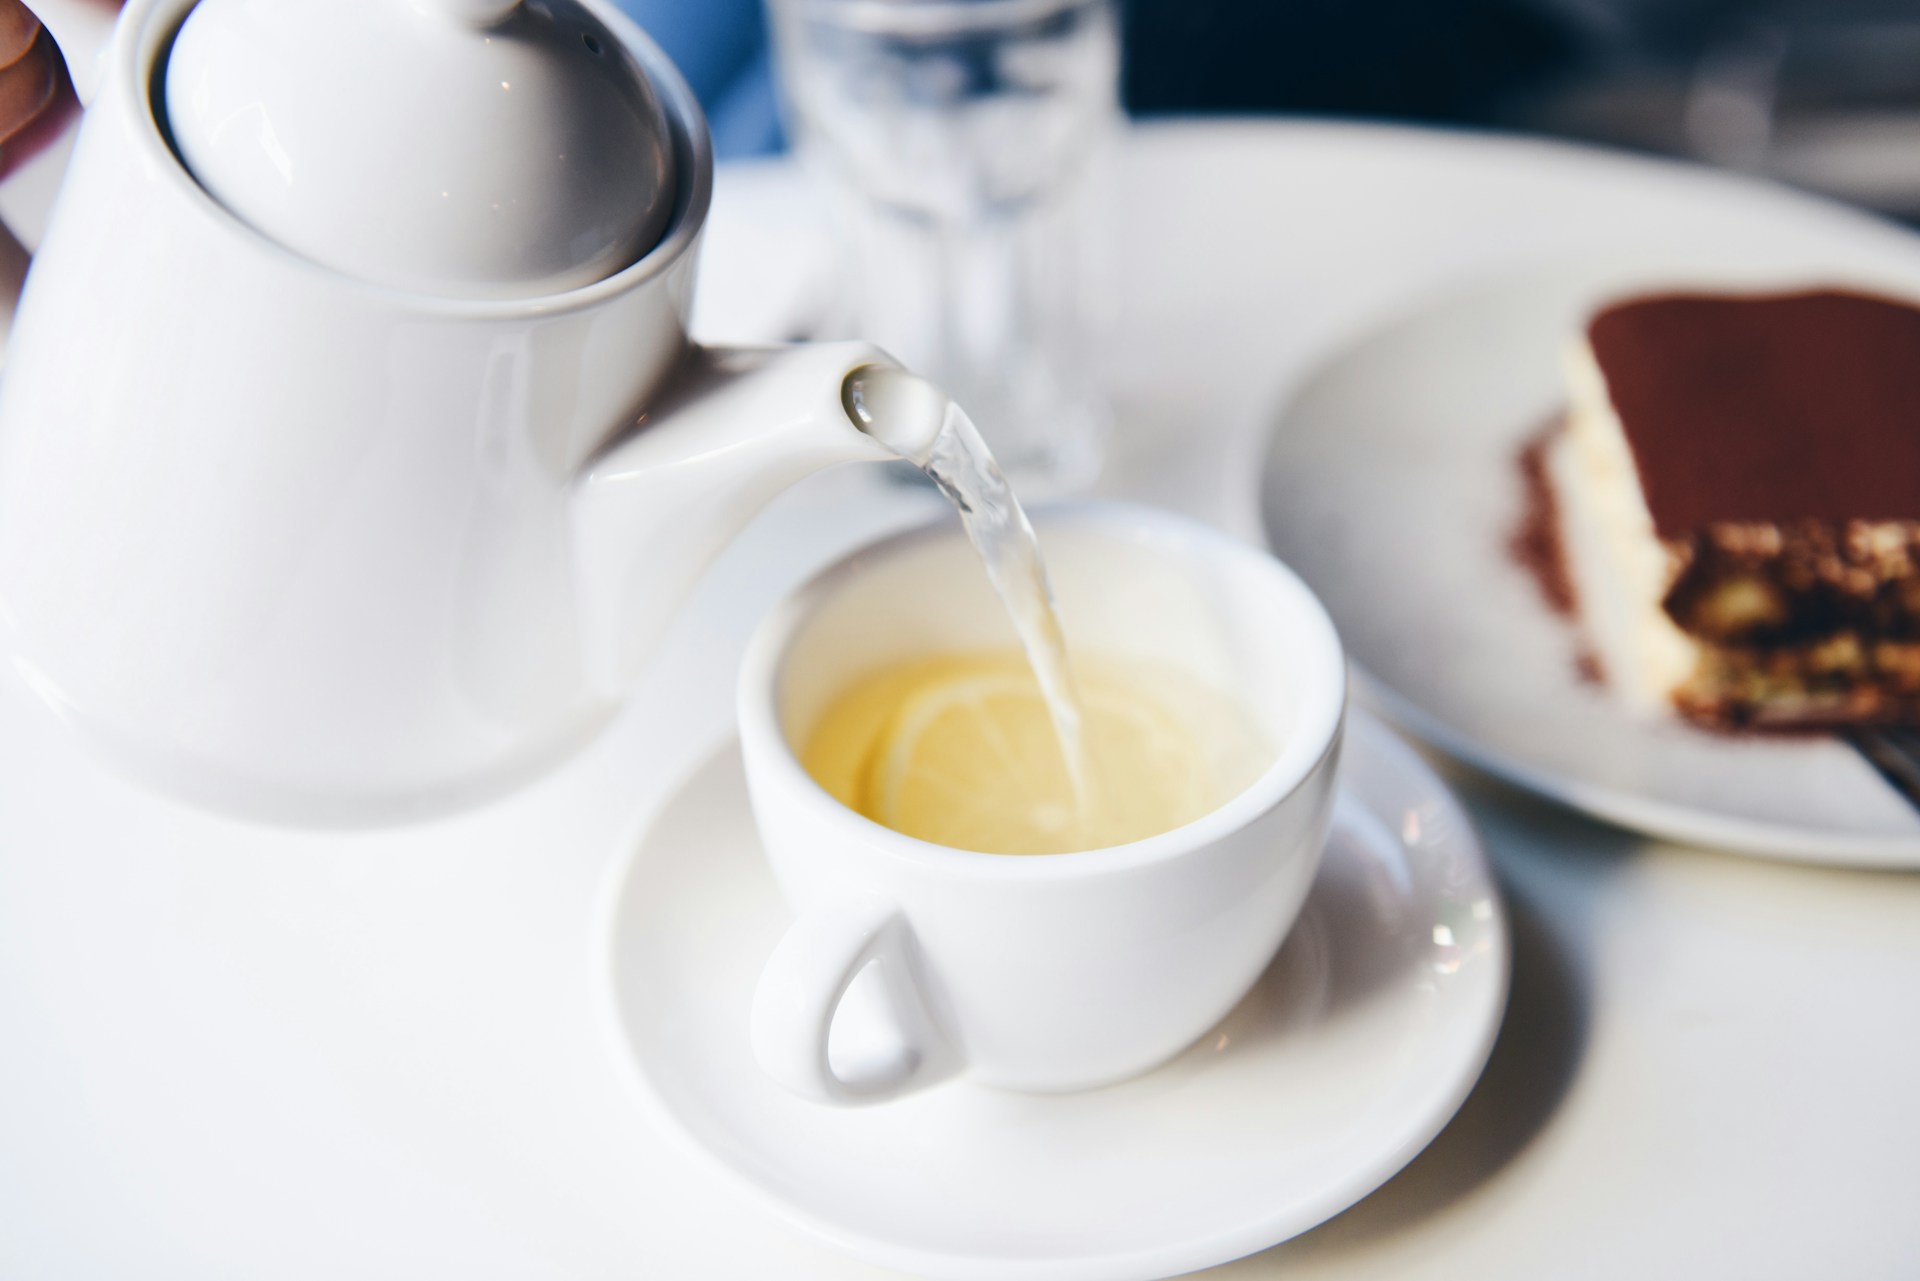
[
  {"xmin": 740, "ymin": 504, "xmax": 1346, "ymax": 1103},
  {"xmin": 802, "ymin": 649, "xmax": 1273, "ymax": 855}
]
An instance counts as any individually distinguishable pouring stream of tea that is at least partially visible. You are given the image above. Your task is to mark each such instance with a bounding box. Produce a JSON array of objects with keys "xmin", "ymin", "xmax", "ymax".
[{"xmin": 842, "ymin": 366, "xmax": 1090, "ymax": 805}]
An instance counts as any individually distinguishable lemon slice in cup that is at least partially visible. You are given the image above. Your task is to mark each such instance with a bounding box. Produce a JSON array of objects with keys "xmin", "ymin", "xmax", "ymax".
[{"xmin": 859, "ymin": 656, "xmax": 1220, "ymax": 855}]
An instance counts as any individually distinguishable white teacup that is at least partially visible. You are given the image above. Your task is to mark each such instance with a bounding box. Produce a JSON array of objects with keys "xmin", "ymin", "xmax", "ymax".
[{"xmin": 740, "ymin": 504, "xmax": 1346, "ymax": 1104}]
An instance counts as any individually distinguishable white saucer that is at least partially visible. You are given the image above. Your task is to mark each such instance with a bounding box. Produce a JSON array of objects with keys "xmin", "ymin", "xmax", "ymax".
[
  {"xmin": 1261, "ymin": 254, "xmax": 1920, "ymax": 867},
  {"xmin": 597, "ymin": 710, "xmax": 1508, "ymax": 1281}
]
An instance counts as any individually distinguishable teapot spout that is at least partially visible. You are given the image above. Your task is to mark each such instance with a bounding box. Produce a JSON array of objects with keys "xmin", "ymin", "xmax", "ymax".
[{"xmin": 572, "ymin": 340, "xmax": 899, "ymax": 694}]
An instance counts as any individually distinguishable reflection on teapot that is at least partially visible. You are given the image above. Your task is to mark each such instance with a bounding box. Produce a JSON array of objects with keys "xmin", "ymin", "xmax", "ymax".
[{"xmin": 0, "ymin": 0, "xmax": 900, "ymax": 825}]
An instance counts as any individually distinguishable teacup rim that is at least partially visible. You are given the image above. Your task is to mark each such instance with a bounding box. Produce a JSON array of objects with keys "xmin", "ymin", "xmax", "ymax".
[{"xmin": 737, "ymin": 500, "xmax": 1349, "ymax": 880}]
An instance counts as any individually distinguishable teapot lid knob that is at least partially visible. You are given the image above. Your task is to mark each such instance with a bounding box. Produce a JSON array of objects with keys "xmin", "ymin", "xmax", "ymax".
[{"xmin": 164, "ymin": 0, "xmax": 678, "ymax": 300}]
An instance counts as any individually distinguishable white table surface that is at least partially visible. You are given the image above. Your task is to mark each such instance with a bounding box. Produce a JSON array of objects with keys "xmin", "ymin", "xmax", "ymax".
[{"xmin": 3, "ymin": 120, "xmax": 1919, "ymax": 1280}]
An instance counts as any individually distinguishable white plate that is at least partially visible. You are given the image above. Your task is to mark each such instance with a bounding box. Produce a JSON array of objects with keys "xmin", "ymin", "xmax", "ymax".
[
  {"xmin": 597, "ymin": 710, "xmax": 1508, "ymax": 1281},
  {"xmin": 1260, "ymin": 254, "xmax": 1920, "ymax": 866}
]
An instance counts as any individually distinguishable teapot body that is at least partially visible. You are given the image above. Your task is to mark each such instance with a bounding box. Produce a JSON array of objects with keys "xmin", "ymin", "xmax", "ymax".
[{"xmin": 0, "ymin": 0, "xmax": 720, "ymax": 823}]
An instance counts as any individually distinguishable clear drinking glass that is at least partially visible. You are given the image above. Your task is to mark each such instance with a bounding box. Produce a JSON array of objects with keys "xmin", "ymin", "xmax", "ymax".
[{"xmin": 766, "ymin": 0, "xmax": 1121, "ymax": 492}]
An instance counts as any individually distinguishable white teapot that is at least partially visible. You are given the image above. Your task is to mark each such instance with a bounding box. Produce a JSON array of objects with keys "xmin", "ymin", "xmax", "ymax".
[{"xmin": 0, "ymin": 0, "xmax": 902, "ymax": 824}]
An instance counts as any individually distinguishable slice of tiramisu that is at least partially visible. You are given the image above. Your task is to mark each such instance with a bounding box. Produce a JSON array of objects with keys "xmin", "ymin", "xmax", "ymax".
[{"xmin": 1556, "ymin": 288, "xmax": 1920, "ymax": 728}]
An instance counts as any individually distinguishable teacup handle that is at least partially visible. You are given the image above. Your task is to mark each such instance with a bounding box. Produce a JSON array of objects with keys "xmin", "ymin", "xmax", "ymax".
[{"xmin": 750, "ymin": 897, "xmax": 961, "ymax": 1105}]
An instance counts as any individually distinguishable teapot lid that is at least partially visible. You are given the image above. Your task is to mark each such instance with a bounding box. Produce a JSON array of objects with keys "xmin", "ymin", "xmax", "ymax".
[{"xmin": 164, "ymin": 0, "xmax": 677, "ymax": 299}]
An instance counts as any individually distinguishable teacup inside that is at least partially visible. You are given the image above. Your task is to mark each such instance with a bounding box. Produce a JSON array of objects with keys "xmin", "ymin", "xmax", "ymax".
[{"xmin": 766, "ymin": 505, "xmax": 1345, "ymax": 855}]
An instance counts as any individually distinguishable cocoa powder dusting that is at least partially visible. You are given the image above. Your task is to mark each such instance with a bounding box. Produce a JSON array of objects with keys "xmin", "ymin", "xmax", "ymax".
[
  {"xmin": 1587, "ymin": 289, "xmax": 1920, "ymax": 535},
  {"xmin": 1510, "ymin": 417, "xmax": 1608, "ymax": 688},
  {"xmin": 1574, "ymin": 649, "xmax": 1606, "ymax": 686},
  {"xmin": 1510, "ymin": 421, "xmax": 1577, "ymax": 617}
]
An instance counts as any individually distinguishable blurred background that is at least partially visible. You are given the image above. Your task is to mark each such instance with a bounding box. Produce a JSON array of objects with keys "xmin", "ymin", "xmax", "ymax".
[{"xmin": 621, "ymin": 0, "xmax": 1920, "ymax": 224}]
